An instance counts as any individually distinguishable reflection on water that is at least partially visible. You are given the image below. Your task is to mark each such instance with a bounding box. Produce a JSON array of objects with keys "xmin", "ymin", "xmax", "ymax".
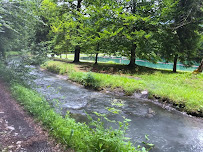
[{"xmin": 30, "ymin": 67, "xmax": 203, "ymax": 152}]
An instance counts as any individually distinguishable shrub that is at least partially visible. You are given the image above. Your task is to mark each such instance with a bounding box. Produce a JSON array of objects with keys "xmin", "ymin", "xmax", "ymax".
[{"xmin": 82, "ymin": 72, "xmax": 100, "ymax": 89}]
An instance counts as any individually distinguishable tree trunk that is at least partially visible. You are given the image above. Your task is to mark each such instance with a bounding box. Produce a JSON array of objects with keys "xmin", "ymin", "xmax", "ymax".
[
  {"xmin": 95, "ymin": 43, "xmax": 99, "ymax": 65},
  {"xmin": 77, "ymin": 0, "xmax": 82, "ymax": 11},
  {"xmin": 95, "ymin": 53, "xmax": 98, "ymax": 65},
  {"xmin": 128, "ymin": 43, "xmax": 136, "ymax": 67},
  {"xmin": 66, "ymin": 54, "xmax": 67, "ymax": 59},
  {"xmin": 173, "ymin": 54, "xmax": 178, "ymax": 73},
  {"xmin": 73, "ymin": 0, "xmax": 82, "ymax": 63},
  {"xmin": 73, "ymin": 46, "xmax": 80, "ymax": 63},
  {"xmin": 128, "ymin": 1, "xmax": 137, "ymax": 67},
  {"xmin": 193, "ymin": 59, "xmax": 203, "ymax": 73}
]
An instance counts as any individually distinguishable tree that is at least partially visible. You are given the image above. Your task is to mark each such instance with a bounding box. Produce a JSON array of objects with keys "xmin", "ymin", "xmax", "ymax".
[
  {"xmin": 106, "ymin": 0, "xmax": 160, "ymax": 67},
  {"xmin": 158, "ymin": 0, "xmax": 203, "ymax": 72},
  {"xmin": 0, "ymin": 0, "xmax": 46, "ymax": 61},
  {"xmin": 193, "ymin": 59, "xmax": 203, "ymax": 73},
  {"xmin": 72, "ymin": 0, "xmax": 82, "ymax": 63},
  {"xmin": 40, "ymin": 0, "xmax": 71, "ymax": 57},
  {"xmin": 40, "ymin": 0, "xmax": 84, "ymax": 62},
  {"xmin": 0, "ymin": 0, "xmax": 24, "ymax": 59},
  {"xmin": 79, "ymin": 0, "xmax": 116, "ymax": 64}
]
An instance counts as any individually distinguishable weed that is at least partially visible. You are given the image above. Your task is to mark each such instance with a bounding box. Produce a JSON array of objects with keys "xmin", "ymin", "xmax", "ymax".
[{"xmin": 82, "ymin": 72, "xmax": 100, "ymax": 89}]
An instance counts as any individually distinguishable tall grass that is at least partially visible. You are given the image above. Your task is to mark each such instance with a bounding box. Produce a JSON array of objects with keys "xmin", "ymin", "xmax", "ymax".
[{"xmin": 42, "ymin": 60, "xmax": 203, "ymax": 115}]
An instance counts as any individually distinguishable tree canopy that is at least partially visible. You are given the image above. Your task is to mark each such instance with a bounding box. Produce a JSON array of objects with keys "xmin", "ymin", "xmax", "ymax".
[{"xmin": 0, "ymin": 0, "xmax": 202, "ymax": 72}]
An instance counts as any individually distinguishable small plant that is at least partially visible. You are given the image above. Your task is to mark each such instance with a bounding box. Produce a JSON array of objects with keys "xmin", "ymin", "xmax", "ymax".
[
  {"xmin": 82, "ymin": 72, "xmax": 100, "ymax": 89},
  {"xmin": 46, "ymin": 64, "xmax": 61, "ymax": 73},
  {"xmin": 142, "ymin": 135, "xmax": 155, "ymax": 151}
]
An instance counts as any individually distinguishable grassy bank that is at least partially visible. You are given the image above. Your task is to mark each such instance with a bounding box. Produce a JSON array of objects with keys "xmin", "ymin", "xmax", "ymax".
[
  {"xmin": 42, "ymin": 60, "xmax": 203, "ymax": 116},
  {"xmin": 11, "ymin": 84, "xmax": 142, "ymax": 152}
]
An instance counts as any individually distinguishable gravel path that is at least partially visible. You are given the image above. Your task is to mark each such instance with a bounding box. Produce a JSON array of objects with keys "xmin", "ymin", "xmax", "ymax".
[{"xmin": 0, "ymin": 80, "xmax": 68, "ymax": 152}]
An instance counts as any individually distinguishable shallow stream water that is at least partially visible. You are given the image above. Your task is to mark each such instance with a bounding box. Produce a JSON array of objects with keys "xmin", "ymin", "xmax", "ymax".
[{"xmin": 30, "ymin": 67, "xmax": 203, "ymax": 152}]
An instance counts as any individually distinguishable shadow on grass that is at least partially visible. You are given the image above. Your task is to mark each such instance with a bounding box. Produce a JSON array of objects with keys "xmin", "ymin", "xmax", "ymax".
[{"xmin": 53, "ymin": 57, "xmax": 183, "ymax": 75}]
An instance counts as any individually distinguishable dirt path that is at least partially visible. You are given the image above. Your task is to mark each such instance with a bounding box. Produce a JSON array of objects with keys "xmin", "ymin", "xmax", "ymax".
[{"xmin": 0, "ymin": 80, "xmax": 66, "ymax": 152}]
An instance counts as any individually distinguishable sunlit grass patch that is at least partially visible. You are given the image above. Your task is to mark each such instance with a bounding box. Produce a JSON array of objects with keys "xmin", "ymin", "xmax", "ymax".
[
  {"xmin": 135, "ymin": 72, "xmax": 203, "ymax": 113},
  {"xmin": 42, "ymin": 60, "xmax": 75, "ymax": 75}
]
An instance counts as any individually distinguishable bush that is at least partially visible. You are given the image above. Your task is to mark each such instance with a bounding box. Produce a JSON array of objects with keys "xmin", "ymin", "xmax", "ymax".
[
  {"xmin": 26, "ymin": 55, "xmax": 47, "ymax": 65},
  {"xmin": 82, "ymin": 72, "xmax": 100, "ymax": 89},
  {"xmin": 46, "ymin": 64, "xmax": 61, "ymax": 74},
  {"xmin": 0, "ymin": 59, "xmax": 33, "ymax": 86}
]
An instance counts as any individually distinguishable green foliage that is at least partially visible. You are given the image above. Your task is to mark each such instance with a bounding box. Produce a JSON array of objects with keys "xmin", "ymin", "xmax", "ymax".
[
  {"xmin": 41, "ymin": 60, "xmax": 75, "ymax": 74},
  {"xmin": 1, "ymin": 0, "xmax": 202, "ymax": 72},
  {"xmin": 0, "ymin": 0, "xmax": 48, "ymax": 60},
  {"xmin": 140, "ymin": 72, "xmax": 203, "ymax": 112},
  {"xmin": 26, "ymin": 55, "xmax": 47, "ymax": 65},
  {"xmin": 157, "ymin": 0, "xmax": 203, "ymax": 71},
  {"xmin": 43, "ymin": 60, "xmax": 146, "ymax": 95},
  {"xmin": 0, "ymin": 58, "xmax": 32, "ymax": 86},
  {"xmin": 82, "ymin": 72, "xmax": 100, "ymax": 89}
]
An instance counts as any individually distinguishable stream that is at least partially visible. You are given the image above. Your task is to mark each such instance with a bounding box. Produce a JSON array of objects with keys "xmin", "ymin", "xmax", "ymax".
[{"xmin": 29, "ymin": 66, "xmax": 203, "ymax": 152}]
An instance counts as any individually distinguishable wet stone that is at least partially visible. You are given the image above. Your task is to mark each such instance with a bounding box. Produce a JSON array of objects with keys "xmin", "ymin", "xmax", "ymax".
[
  {"xmin": 6, "ymin": 126, "xmax": 15, "ymax": 131},
  {"xmin": 141, "ymin": 90, "xmax": 149, "ymax": 98}
]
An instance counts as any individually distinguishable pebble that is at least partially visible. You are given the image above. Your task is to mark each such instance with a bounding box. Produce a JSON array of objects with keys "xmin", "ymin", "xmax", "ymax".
[
  {"xmin": 16, "ymin": 141, "xmax": 22, "ymax": 145},
  {"xmin": 6, "ymin": 126, "xmax": 15, "ymax": 131},
  {"xmin": 8, "ymin": 145, "xmax": 14, "ymax": 149},
  {"xmin": 141, "ymin": 90, "xmax": 149, "ymax": 98},
  {"xmin": 148, "ymin": 108, "xmax": 154, "ymax": 114},
  {"xmin": 141, "ymin": 90, "xmax": 148, "ymax": 95},
  {"xmin": 14, "ymin": 133, "xmax": 18, "ymax": 136}
]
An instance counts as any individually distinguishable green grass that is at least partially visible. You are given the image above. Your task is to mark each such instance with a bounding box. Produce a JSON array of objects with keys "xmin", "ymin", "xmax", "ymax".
[
  {"xmin": 42, "ymin": 60, "xmax": 75, "ymax": 75},
  {"xmin": 11, "ymin": 83, "xmax": 143, "ymax": 152},
  {"xmin": 138, "ymin": 72, "xmax": 203, "ymax": 112},
  {"xmin": 42, "ymin": 60, "xmax": 203, "ymax": 115}
]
